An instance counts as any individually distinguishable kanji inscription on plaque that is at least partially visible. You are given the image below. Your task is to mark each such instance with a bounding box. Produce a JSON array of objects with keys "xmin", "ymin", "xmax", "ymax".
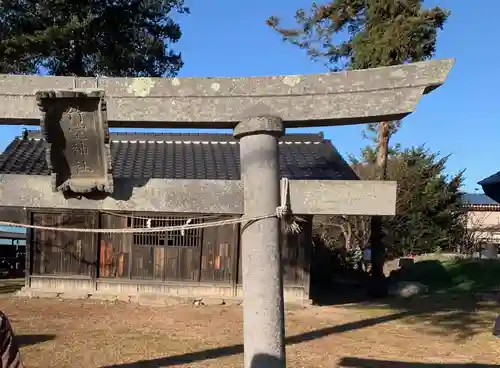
[{"xmin": 36, "ymin": 89, "xmax": 113, "ymax": 194}]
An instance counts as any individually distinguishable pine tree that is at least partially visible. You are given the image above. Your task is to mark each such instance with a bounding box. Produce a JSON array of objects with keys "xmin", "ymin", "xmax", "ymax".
[
  {"xmin": 381, "ymin": 146, "xmax": 465, "ymax": 257},
  {"xmin": 268, "ymin": 0, "xmax": 450, "ymax": 296},
  {"xmin": 313, "ymin": 144, "xmax": 465, "ymax": 287},
  {"xmin": 0, "ymin": 0, "xmax": 188, "ymax": 77}
]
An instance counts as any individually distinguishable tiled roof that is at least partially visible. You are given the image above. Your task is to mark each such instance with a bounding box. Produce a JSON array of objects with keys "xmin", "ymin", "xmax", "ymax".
[
  {"xmin": 478, "ymin": 172, "xmax": 500, "ymax": 203},
  {"xmin": 0, "ymin": 131, "xmax": 358, "ymax": 181},
  {"xmin": 463, "ymin": 193, "xmax": 500, "ymax": 206},
  {"xmin": 462, "ymin": 193, "xmax": 500, "ymax": 211},
  {"xmin": 479, "ymin": 171, "xmax": 500, "ymax": 186}
]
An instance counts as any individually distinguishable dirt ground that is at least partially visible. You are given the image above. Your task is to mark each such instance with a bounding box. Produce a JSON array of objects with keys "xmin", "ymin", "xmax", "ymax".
[{"xmin": 0, "ymin": 296, "xmax": 499, "ymax": 368}]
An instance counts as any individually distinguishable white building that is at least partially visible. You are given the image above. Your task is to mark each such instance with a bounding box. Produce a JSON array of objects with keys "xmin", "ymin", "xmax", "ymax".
[{"xmin": 463, "ymin": 193, "xmax": 500, "ymax": 257}]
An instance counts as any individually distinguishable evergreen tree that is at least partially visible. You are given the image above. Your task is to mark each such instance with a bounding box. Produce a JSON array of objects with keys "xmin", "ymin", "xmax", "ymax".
[
  {"xmin": 318, "ymin": 145, "xmax": 465, "ymax": 257},
  {"xmin": 0, "ymin": 0, "xmax": 188, "ymax": 77},
  {"xmin": 268, "ymin": 0, "xmax": 450, "ymax": 295},
  {"xmin": 380, "ymin": 146, "xmax": 465, "ymax": 257}
]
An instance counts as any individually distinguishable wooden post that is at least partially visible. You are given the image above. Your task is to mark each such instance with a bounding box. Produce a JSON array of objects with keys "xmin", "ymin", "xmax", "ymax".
[{"xmin": 24, "ymin": 209, "xmax": 31, "ymax": 289}]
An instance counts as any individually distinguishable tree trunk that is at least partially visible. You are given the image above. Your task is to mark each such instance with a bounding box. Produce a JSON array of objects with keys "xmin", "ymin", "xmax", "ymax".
[
  {"xmin": 376, "ymin": 121, "xmax": 390, "ymax": 180},
  {"xmin": 68, "ymin": 39, "xmax": 85, "ymax": 77},
  {"xmin": 369, "ymin": 121, "xmax": 390, "ymax": 298}
]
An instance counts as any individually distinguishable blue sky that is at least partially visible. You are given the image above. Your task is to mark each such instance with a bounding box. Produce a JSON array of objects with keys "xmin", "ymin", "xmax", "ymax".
[{"xmin": 1, "ymin": 0, "xmax": 497, "ymax": 192}]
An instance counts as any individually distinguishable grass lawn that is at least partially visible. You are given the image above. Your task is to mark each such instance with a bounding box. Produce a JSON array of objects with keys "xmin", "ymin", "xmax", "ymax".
[
  {"xmin": 1, "ymin": 257, "xmax": 500, "ymax": 367},
  {"xmin": 0, "ymin": 297, "xmax": 498, "ymax": 368},
  {"xmin": 389, "ymin": 255, "xmax": 500, "ymax": 294}
]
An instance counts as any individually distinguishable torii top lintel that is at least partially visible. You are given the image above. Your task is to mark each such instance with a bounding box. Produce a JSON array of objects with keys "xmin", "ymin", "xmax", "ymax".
[{"xmin": 0, "ymin": 58, "xmax": 454, "ymax": 129}]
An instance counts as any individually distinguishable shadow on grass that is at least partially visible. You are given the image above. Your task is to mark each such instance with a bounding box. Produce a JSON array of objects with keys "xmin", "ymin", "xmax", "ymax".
[
  {"xmin": 17, "ymin": 334, "xmax": 56, "ymax": 347},
  {"xmin": 311, "ymin": 258, "xmax": 500, "ymax": 340},
  {"xmin": 339, "ymin": 291, "xmax": 498, "ymax": 340},
  {"xmin": 102, "ymin": 310, "xmax": 414, "ymax": 368},
  {"xmin": 102, "ymin": 295, "xmax": 498, "ymax": 367},
  {"xmin": 102, "ymin": 258, "xmax": 500, "ymax": 367},
  {"xmin": 339, "ymin": 357, "xmax": 499, "ymax": 367}
]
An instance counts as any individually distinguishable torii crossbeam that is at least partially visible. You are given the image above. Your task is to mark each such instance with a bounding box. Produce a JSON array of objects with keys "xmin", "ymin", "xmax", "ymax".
[{"xmin": 0, "ymin": 59, "xmax": 453, "ymax": 128}]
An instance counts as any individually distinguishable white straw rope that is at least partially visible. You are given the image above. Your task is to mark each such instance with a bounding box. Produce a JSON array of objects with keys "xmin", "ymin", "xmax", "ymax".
[
  {"xmin": 0, "ymin": 179, "xmax": 303, "ymax": 234},
  {"xmin": 0, "ymin": 215, "xmax": 272, "ymax": 234}
]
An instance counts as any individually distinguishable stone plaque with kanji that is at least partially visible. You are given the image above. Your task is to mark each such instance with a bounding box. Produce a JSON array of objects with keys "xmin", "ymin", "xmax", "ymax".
[{"xmin": 36, "ymin": 89, "xmax": 113, "ymax": 194}]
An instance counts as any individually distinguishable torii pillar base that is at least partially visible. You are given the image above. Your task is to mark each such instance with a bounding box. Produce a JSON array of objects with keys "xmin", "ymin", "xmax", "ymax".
[{"xmin": 234, "ymin": 116, "xmax": 286, "ymax": 368}]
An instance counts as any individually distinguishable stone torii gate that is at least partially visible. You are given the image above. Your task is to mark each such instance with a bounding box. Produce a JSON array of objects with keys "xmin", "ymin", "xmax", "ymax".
[{"xmin": 0, "ymin": 58, "xmax": 453, "ymax": 368}]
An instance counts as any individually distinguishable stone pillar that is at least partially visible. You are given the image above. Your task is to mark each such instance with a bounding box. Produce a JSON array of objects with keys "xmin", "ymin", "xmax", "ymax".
[{"xmin": 234, "ymin": 116, "xmax": 286, "ymax": 368}]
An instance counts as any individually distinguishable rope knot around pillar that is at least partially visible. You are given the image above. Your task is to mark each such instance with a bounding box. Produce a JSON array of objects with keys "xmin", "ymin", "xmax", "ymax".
[{"xmin": 276, "ymin": 177, "xmax": 304, "ymax": 235}]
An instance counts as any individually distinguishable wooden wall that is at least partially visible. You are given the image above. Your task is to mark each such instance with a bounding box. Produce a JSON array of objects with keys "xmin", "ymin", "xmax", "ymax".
[
  {"xmin": 199, "ymin": 220, "xmax": 239, "ymax": 283},
  {"xmin": 237, "ymin": 217, "xmax": 312, "ymax": 287},
  {"xmin": 98, "ymin": 213, "xmax": 240, "ymax": 283},
  {"xmin": 31, "ymin": 211, "xmax": 98, "ymax": 277},
  {"xmin": 27, "ymin": 210, "xmax": 312, "ymax": 289},
  {"xmin": 0, "ymin": 207, "xmax": 26, "ymax": 224},
  {"xmin": 99, "ymin": 214, "xmax": 129, "ymax": 278},
  {"xmin": 282, "ymin": 217, "xmax": 312, "ymax": 288}
]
